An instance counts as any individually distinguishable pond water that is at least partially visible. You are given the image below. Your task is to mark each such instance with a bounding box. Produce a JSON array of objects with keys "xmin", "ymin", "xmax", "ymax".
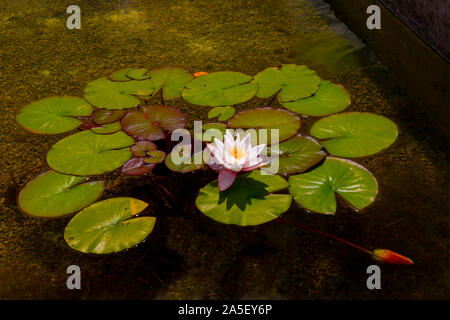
[{"xmin": 0, "ymin": 0, "xmax": 448, "ymax": 299}]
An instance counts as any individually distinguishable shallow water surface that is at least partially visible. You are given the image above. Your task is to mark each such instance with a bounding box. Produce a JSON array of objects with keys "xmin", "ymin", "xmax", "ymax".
[{"xmin": 0, "ymin": 0, "xmax": 448, "ymax": 299}]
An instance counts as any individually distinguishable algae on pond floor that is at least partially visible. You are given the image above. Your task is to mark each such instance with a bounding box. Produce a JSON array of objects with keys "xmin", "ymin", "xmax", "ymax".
[{"xmin": 0, "ymin": 0, "xmax": 449, "ymax": 299}]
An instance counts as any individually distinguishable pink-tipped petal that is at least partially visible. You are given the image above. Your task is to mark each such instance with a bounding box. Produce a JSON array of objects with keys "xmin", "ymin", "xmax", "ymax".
[{"xmin": 218, "ymin": 169, "xmax": 237, "ymax": 191}]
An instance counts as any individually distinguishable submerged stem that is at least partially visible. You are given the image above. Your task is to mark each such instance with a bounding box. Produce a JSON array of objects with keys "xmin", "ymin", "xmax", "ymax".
[{"xmin": 275, "ymin": 218, "xmax": 372, "ymax": 255}]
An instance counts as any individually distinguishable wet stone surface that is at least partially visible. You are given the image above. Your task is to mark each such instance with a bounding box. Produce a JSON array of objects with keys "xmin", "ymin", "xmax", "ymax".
[{"xmin": 0, "ymin": 0, "xmax": 449, "ymax": 299}]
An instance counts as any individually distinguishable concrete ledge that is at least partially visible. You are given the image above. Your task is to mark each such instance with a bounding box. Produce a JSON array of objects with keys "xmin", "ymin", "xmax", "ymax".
[{"xmin": 326, "ymin": 0, "xmax": 450, "ymax": 141}]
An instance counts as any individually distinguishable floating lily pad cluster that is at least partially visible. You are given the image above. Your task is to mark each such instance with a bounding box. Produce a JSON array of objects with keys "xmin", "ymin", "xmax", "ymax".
[{"xmin": 16, "ymin": 64, "xmax": 398, "ymax": 254}]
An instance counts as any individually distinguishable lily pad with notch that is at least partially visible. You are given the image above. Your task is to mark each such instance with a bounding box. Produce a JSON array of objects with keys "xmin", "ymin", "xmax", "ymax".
[
  {"xmin": 253, "ymin": 64, "xmax": 321, "ymax": 102},
  {"xmin": 281, "ymin": 80, "xmax": 350, "ymax": 116},
  {"xmin": 122, "ymin": 157, "xmax": 156, "ymax": 176},
  {"xmin": 207, "ymin": 106, "xmax": 236, "ymax": 122},
  {"xmin": 310, "ymin": 112, "xmax": 398, "ymax": 157},
  {"xmin": 47, "ymin": 130, "xmax": 134, "ymax": 176},
  {"xmin": 264, "ymin": 135, "xmax": 326, "ymax": 175},
  {"xmin": 17, "ymin": 96, "xmax": 94, "ymax": 134},
  {"xmin": 289, "ymin": 157, "xmax": 378, "ymax": 214},
  {"xmin": 165, "ymin": 146, "xmax": 205, "ymax": 173},
  {"xmin": 107, "ymin": 68, "xmax": 134, "ymax": 82},
  {"xmin": 64, "ymin": 197, "xmax": 155, "ymax": 254},
  {"xmin": 121, "ymin": 105, "xmax": 186, "ymax": 141},
  {"xmin": 18, "ymin": 170, "xmax": 104, "ymax": 218},
  {"xmin": 146, "ymin": 66, "xmax": 194, "ymax": 99},
  {"xmin": 84, "ymin": 77, "xmax": 154, "ymax": 110},
  {"xmin": 126, "ymin": 68, "xmax": 151, "ymax": 80},
  {"xmin": 93, "ymin": 109, "xmax": 127, "ymax": 125},
  {"xmin": 91, "ymin": 121, "xmax": 122, "ymax": 134},
  {"xmin": 194, "ymin": 122, "xmax": 227, "ymax": 142},
  {"xmin": 227, "ymin": 107, "xmax": 301, "ymax": 144},
  {"xmin": 182, "ymin": 71, "xmax": 258, "ymax": 106},
  {"xmin": 196, "ymin": 170, "xmax": 292, "ymax": 226}
]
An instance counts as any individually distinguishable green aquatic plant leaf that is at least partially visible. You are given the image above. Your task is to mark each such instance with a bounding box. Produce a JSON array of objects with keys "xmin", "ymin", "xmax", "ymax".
[
  {"xmin": 196, "ymin": 170, "xmax": 291, "ymax": 226},
  {"xmin": 147, "ymin": 66, "xmax": 194, "ymax": 99},
  {"xmin": 194, "ymin": 122, "xmax": 227, "ymax": 142},
  {"xmin": 107, "ymin": 68, "xmax": 134, "ymax": 82},
  {"xmin": 92, "ymin": 109, "xmax": 127, "ymax": 125},
  {"xmin": 90, "ymin": 121, "xmax": 122, "ymax": 134},
  {"xmin": 126, "ymin": 68, "xmax": 151, "ymax": 80},
  {"xmin": 143, "ymin": 150, "xmax": 166, "ymax": 164},
  {"xmin": 281, "ymin": 80, "xmax": 350, "ymax": 116},
  {"xmin": 47, "ymin": 130, "xmax": 134, "ymax": 175},
  {"xmin": 18, "ymin": 170, "xmax": 104, "ymax": 218},
  {"xmin": 264, "ymin": 135, "xmax": 326, "ymax": 175},
  {"xmin": 84, "ymin": 77, "xmax": 154, "ymax": 110},
  {"xmin": 207, "ymin": 106, "xmax": 236, "ymax": 122},
  {"xmin": 64, "ymin": 197, "xmax": 155, "ymax": 254},
  {"xmin": 165, "ymin": 145, "xmax": 205, "ymax": 173},
  {"xmin": 182, "ymin": 71, "xmax": 258, "ymax": 106},
  {"xmin": 253, "ymin": 64, "xmax": 320, "ymax": 102},
  {"xmin": 17, "ymin": 96, "xmax": 93, "ymax": 134},
  {"xmin": 289, "ymin": 157, "xmax": 378, "ymax": 214},
  {"xmin": 311, "ymin": 112, "xmax": 398, "ymax": 157},
  {"xmin": 121, "ymin": 105, "xmax": 186, "ymax": 141},
  {"xmin": 227, "ymin": 107, "xmax": 301, "ymax": 144}
]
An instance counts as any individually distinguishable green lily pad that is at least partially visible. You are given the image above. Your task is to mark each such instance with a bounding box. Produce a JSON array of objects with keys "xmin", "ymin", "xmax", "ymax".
[
  {"xmin": 253, "ymin": 64, "xmax": 320, "ymax": 102},
  {"xmin": 92, "ymin": 109, "xmax": 127, "ymax": 125},
  {"xmin": 91, "ymin": 121, "xmax": 122, "ymax": 134},
  {"xmin": 194, "ymin": 122, "xmax": 227, "ymax": 142},
  {"xmin": 289, "ymin": 157, "xmax": 378, "ymax": 214},
  {"xmin": 227, "ymin": 108, "xmax": 301, "ymax": 144},
  {"xmin": 165, "ymin": 146, "xmax": 204, "ymax": 173},
  {"xmin": 281, "ymin": 80, "xmax": 350, "ymax": 116},
  {"xmin": 311, "ymin": 112, "xmax": 398, "ymax": 157},
  {"xmin": 208, "ymin": 106, "xmax": 236, "ymax": 122},
  {"xmin": 182, "ymin": 71, "xmax": 258, "ymax": 106},
  {"xmin": 196, "ymin": 170, "xmax": 292, "ymax": 226},
  {"xmin": 84, "ymin": 77, "xmax": 154, "ymax": 110},
  {"xmin": 64, "ymin": 197, "xmax": 155, "ymax": 254},
  {"xmin": 147, "ymin": 66, "xmax": 194, "ymax": 99},
  {"xmin": 17, "ymin": 96, "xmax": 93, "ymax": 134},
  {"xmin": 126, "ymin": 68, "xmax": 151, "ymax": 80},
  {"xmin": 107, "ymin": 68, "xmax": 134, "ymax": 82},
  {"xmin": 264, "ymin": 135, "xmax": 326, "ymax": 175},
  {"xmin": 121, "ymin": 105, "xmax": 186, "ymax": 141},
  {"xmin": 143, "ymin": 150, "xmax": 166, "ymax": 164},
  {"xmin": 47, "ymin": 130, "xmax": 134, "ymax": 176},
  {"xmin": 18, "ymin": 170, "xmax": 104, "ymax": 218}
]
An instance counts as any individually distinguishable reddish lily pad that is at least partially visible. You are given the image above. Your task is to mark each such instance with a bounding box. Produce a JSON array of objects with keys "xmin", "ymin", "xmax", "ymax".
[
  {"xmin": 121, "ymin": 105, "xmax": 186, "ymax": 141},
  {"xmin": 227, "ymin": 107, "xmax": 301, "ymax": 144},
  {"xmin": 131, "ymin": 141, "xmax": 157, "ymax": 157},
  {"xmin": 122, "ymin": 157, "xmax": 155, "ymax": 176}
]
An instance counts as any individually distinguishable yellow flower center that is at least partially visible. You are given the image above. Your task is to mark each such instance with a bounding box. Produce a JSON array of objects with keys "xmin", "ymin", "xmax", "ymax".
[{"xmin": 229, "ymin": 146, "xmax": 246, "ymax": 160}]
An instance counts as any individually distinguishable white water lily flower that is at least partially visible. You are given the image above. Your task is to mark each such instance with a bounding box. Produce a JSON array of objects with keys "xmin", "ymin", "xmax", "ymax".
[{"xmin": 206, "ymin": 130, "xmax": 269, "ymax": 191}]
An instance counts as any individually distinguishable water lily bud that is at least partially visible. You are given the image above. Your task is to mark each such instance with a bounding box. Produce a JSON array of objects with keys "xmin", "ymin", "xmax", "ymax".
[{"xmin": 371, "ymin": 249, "xmax": 414, "ymax": 265}]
